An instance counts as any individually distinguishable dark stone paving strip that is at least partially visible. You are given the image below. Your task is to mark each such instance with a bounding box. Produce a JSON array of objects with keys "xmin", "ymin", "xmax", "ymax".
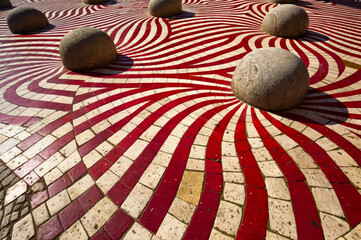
[{"xmin": 0, "ymin": 162, "xmax": 44, "ymax": 239}]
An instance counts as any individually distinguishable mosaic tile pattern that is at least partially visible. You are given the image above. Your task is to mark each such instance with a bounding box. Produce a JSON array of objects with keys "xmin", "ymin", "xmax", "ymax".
[{"xmin": 0, "ymin": 0, "xmax": 361, "ymax": 239}]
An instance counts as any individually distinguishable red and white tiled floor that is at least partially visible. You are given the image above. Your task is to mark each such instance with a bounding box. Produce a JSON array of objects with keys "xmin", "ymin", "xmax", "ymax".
[{"xmin": 0, "ymin": 0, "xmax": 361, "ymax": 239}]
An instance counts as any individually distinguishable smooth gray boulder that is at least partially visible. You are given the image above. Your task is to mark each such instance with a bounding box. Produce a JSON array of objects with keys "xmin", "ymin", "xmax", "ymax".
[
  {"xmin": 83, "ymin": 0, "xmax": 108, "ymax": 4},
  {"xmin": 270, "ymin": 0, "xmax": 297, "ymax": 3},
  {"xmin": 262, "ymin": 5, "xmax": 309, "ymax": 38},
  {"xmin": 59, "ymin": 27, "xmax": 117, "ymax": 71},
  {"xmin": 231, "ymin": 48, "xmax": 309, "ymax": 111},
  {"xmin": 149, "ymin": 0, "xmax": 182, "ymax": 17},
  {"xmin": 7, "ymin": 7, "xmax": 49, "ymax": 34},
  {"xmin": 0, "ymin": 0, "xmax": 12, "ymax": 9}
]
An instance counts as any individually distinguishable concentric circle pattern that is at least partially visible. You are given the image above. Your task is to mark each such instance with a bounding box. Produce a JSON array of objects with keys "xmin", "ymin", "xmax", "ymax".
[{"xmin": 0, "ymin": 0, "xmax": 361, "ymax": 239}]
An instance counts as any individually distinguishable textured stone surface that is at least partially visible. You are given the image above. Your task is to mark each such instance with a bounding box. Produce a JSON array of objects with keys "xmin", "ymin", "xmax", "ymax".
[
  {"xmin": 262, "ymin": 5, "xmax": 309, "ymax": 38},
  {"xmin": 6, "ymin": 7, "xmax": 49, "ymax": 34},
  {"xmin": 0, "ymin": 0, "xmax": 12, "ymax": 9},
  {"xmin": 59, "ymin": 27, "xmax": 117, "ymax": 71},
  {"xmin": 232, "ymin": 48, "xmax": 309, "ymax": 111},
  {"xmin": 149, "ymin": 0, "xmax": 182, "ymax": 18},
  {"xmin": 83, "ymin": 0, "xmax": 108, "ymax": 4}
]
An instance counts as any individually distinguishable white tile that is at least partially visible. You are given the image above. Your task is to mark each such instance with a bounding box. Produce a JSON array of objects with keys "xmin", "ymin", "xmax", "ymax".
[
  {"xmin": 46, "ymin": 190, "xmax": 71, "ymax": 216},
  {"xmin": 223, "ymin": 182, "xmax": 245, "ymax": 205},
  {"xmin": 139, "ymin": 164, "xmax": 165, "ymax": 189},
  {"xmin": 4, "ymin": 180, "xmax": 27, "ymax": 205},
  {"xmin": 123, "ymin": 222, "xmax": 152, "ymax": 240},
  {"xmin": 320, "ymin": 212, "xmax": 349, "ymax": 240},
  {"xmin": 169, "ymin": 197, "xmax": 196, "ymax": 224},
  {"xmin": 121, "ymin": 183, "xmax": 153, "ymax": 218},
  {"xmin": 32, "ymin": 203, "xmax": 49, "ymax": 226},
  {"xmin": 96, "ymin": 170, "xmax": 119, "ymax": 193},
  {"xmin": 265, "ymin": 178, "xmax": 291, "ymax": 200},
  {"xmin": 312, "ymin": 187, "xmax": 345, "ymax": 217},
  {"xmin": 67, "ymin": 174, "xmax": 95, "ymax": 200},
  {"xmin": 258, "ymin": 161, "xmax": 283, "ymax": 177},
  {"xmin": 157, "ymin": 214, "xmax": 187, "ymax": 240},
  {"xmin": 214, "ymin": 200, "xmax": 243, "ymax": 236},
  {"xmin": 11, "ymin": 214, "xmax": 34, "ymax": 240},
  {"xmin": 268, "ymin": 198, "xmax": 297, "ymax": 239},
  {"xmin": 81, "ymin": 197, "xmax": 118, "ymax": 237},
  {"xmin": 60, "ymin": 221, "xmax": 88, "ymax": 240}
]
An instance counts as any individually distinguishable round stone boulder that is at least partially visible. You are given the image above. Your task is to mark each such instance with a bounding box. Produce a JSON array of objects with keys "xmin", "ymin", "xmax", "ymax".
[
  {"xmin": 83, "ymin": 0, "xmax": 108, "ymax": 4},
  {"xmin": 7, "ymin": 7, "xmax": 49, "ymax": 34},
  {"xmin": 231, "ymin": 48, "xmax": 309, "ymax": 111},
  {"xmin": 262, "ymin": 5, "xmax": 309, "ymax": 38},
  {"xmin": 59, "ymin": 27, "xmax": 117, "ymax": 71},
  {"xmin": 270, "ymin": 0, "xmax": 297, "ymax": 3},
  {"xmin": 0, "ymin": 0, "xmax": 12, "ymax": 9},
  {"xmin": 149, "ymin": 0, "xmax": 182, "ymax": 18}
]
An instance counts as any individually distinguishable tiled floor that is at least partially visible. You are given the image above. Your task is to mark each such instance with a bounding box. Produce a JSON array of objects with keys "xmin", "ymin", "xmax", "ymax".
[{"xmin": 0, "ymin": 0, "xmax": 361, "ymax": 239}]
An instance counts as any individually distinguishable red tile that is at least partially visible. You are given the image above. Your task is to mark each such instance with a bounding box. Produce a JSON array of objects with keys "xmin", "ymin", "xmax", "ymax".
[
  {"xmin": 23, "ymin": 117, "xmax": 41, "ymax": 127},
  {"xmin": 245, "ymin": 185, "xmax": 267, "ymax": 211},
  {"xmin": 183, "ymin": 190, "xmax": 221, "ymax": 239},
  {"xmin": 38, "ymin": 215, "xmax": 64, "ymax": 240},
  {"xmin": 332, "ymin": 183, "xmax": 361, "ymax": 228},
  {"xmin": 205, "ymin": 142, "xmax": 222, "ymax": 160},
  {"xmin": 31, "ymin": 190, "xmax": 48, "ymax": 209},
  {"xmin": 104, "ymin": 147, "xmax": 125, "ymax": 164},
  {"xmin": 288, "ymin": 181, "xmax": 324, "ymax": 239},
  {"xmin": 241, "ymin": 205, "xmax": 268, "ymax": 237},
  {"xmin": 48, "ymin": 174, "xmax": 72, "ymax": 197},
  {"xmin": 277, "ymin": 161, "xmax": 306, "ymax": 182},
  {"xmin": 78, "ymin": 185, "xmax": 103, "ymax": 212},
  {"xmin": 242, "ymin": 167, "xmax": 265, "ymax": 188},
  {"xmin": 237, "ymin": 151, "xmax": 258, "ymax": 167},
  {"xmin": 204, "ymin": 173, "xmax": 222, "ymax": 192},
  {"xmin": 235, "ymin": 140, "xmax": 250, "ymax": 152},
  {"xmin": 68, "ymin": 162, "xmax": 87, "ymax": 182},
  {"xmin": 17, "ymin": 133, "xmax": 43, "ymax": 151},
  {"xmin": 302, "ymin": 142, "xmax": 324, "ymax": 156},
  {"xmin": 205, "ymin": 159, "xmax": 222, "ymax": 173},
  {"xmin": 91, "ymin": 229, "xmax": 112, "ymax": 240},
  {"xmin": 89, "ymin": 158, "xmax": 112, "ymax": 180},
  {"xmin": 139, "ymin": 159, "xmax": 186, "ymax": 234},
  {"xmin": 104, "ymin": 209, "xmax": 133, "ymax": 239},
  {"xmin": 59, "ymin": 200, "xmax": 84, "ymax": 230},
  {"xmin": 236, "ymin": 224, "xmax": 265, "ymax": 240},
  {"xmin": 312, "ymin": 152, "xmax": 349, "ymax": 184},
  {"xmin": 14, "ymin": 155, "xmax": 44, "ymax": 178},
  {"xmin": 107, "ymin": 181, "xmax": 132, "ymax": 207},
  {"xmin": 39, "ymin": 143, "xmax": 63, "ymax": 160}
]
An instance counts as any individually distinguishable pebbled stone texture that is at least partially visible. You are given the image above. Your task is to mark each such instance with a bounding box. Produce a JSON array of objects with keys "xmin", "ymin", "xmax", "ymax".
[{"xmin": 0, "ymin": 162, "xmax": 34, "ymax": 240}]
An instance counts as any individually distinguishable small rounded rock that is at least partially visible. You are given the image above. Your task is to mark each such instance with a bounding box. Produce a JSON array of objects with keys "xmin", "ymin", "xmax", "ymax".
[
  {"xmin": 231, "ymin": 48, "xmax": 309, "ymax": 111},
  {"xmin": 59, "ymin": 27, "xmax": 117, "ymax": 71},
  {"xmin": 148, "ymin": 0, "xmax": 182, "ymax": 18},
  {"xmin": 262, "ymin": 5, "xmax": 309, "ymax": 38},
  {"xmin": 7, "ymin": 7, "xmax": 49, "ymax": 34}
]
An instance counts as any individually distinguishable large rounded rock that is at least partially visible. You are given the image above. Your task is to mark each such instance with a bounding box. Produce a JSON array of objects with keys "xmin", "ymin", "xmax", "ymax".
[
  {"xmin": 270, "ymin": 0, "xmax": 297, "ymax": 3},
  {"xmin": 232, "ymin": 48, "xmax": 309, "ymax": 111},
  {"xmin": 149, "ymin": 0, "xmax": 182, "ymax": 18},
  {"xmin": 0, "ymin": 0, "xmax": 12, "ymax": 9},
  {"xmin": 59, "ymin": 27, "xmax": 117, "ymax": 71},
  {"xmin": 83, "ymin": 0, "xmax": 108, "ymax": 4},
  {"xmin": 262, "ymin": 5, "xmax": 309, "ymax": 38},
  {"xmin": 7, "ymin": 7, "xmax": 49, "ymax": 34}
]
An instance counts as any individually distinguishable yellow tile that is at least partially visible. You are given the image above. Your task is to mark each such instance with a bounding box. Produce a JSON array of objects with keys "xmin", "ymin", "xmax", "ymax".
[{"xmin": 177, "ymin": 171, "xmax": 204, "ymax": 206}]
